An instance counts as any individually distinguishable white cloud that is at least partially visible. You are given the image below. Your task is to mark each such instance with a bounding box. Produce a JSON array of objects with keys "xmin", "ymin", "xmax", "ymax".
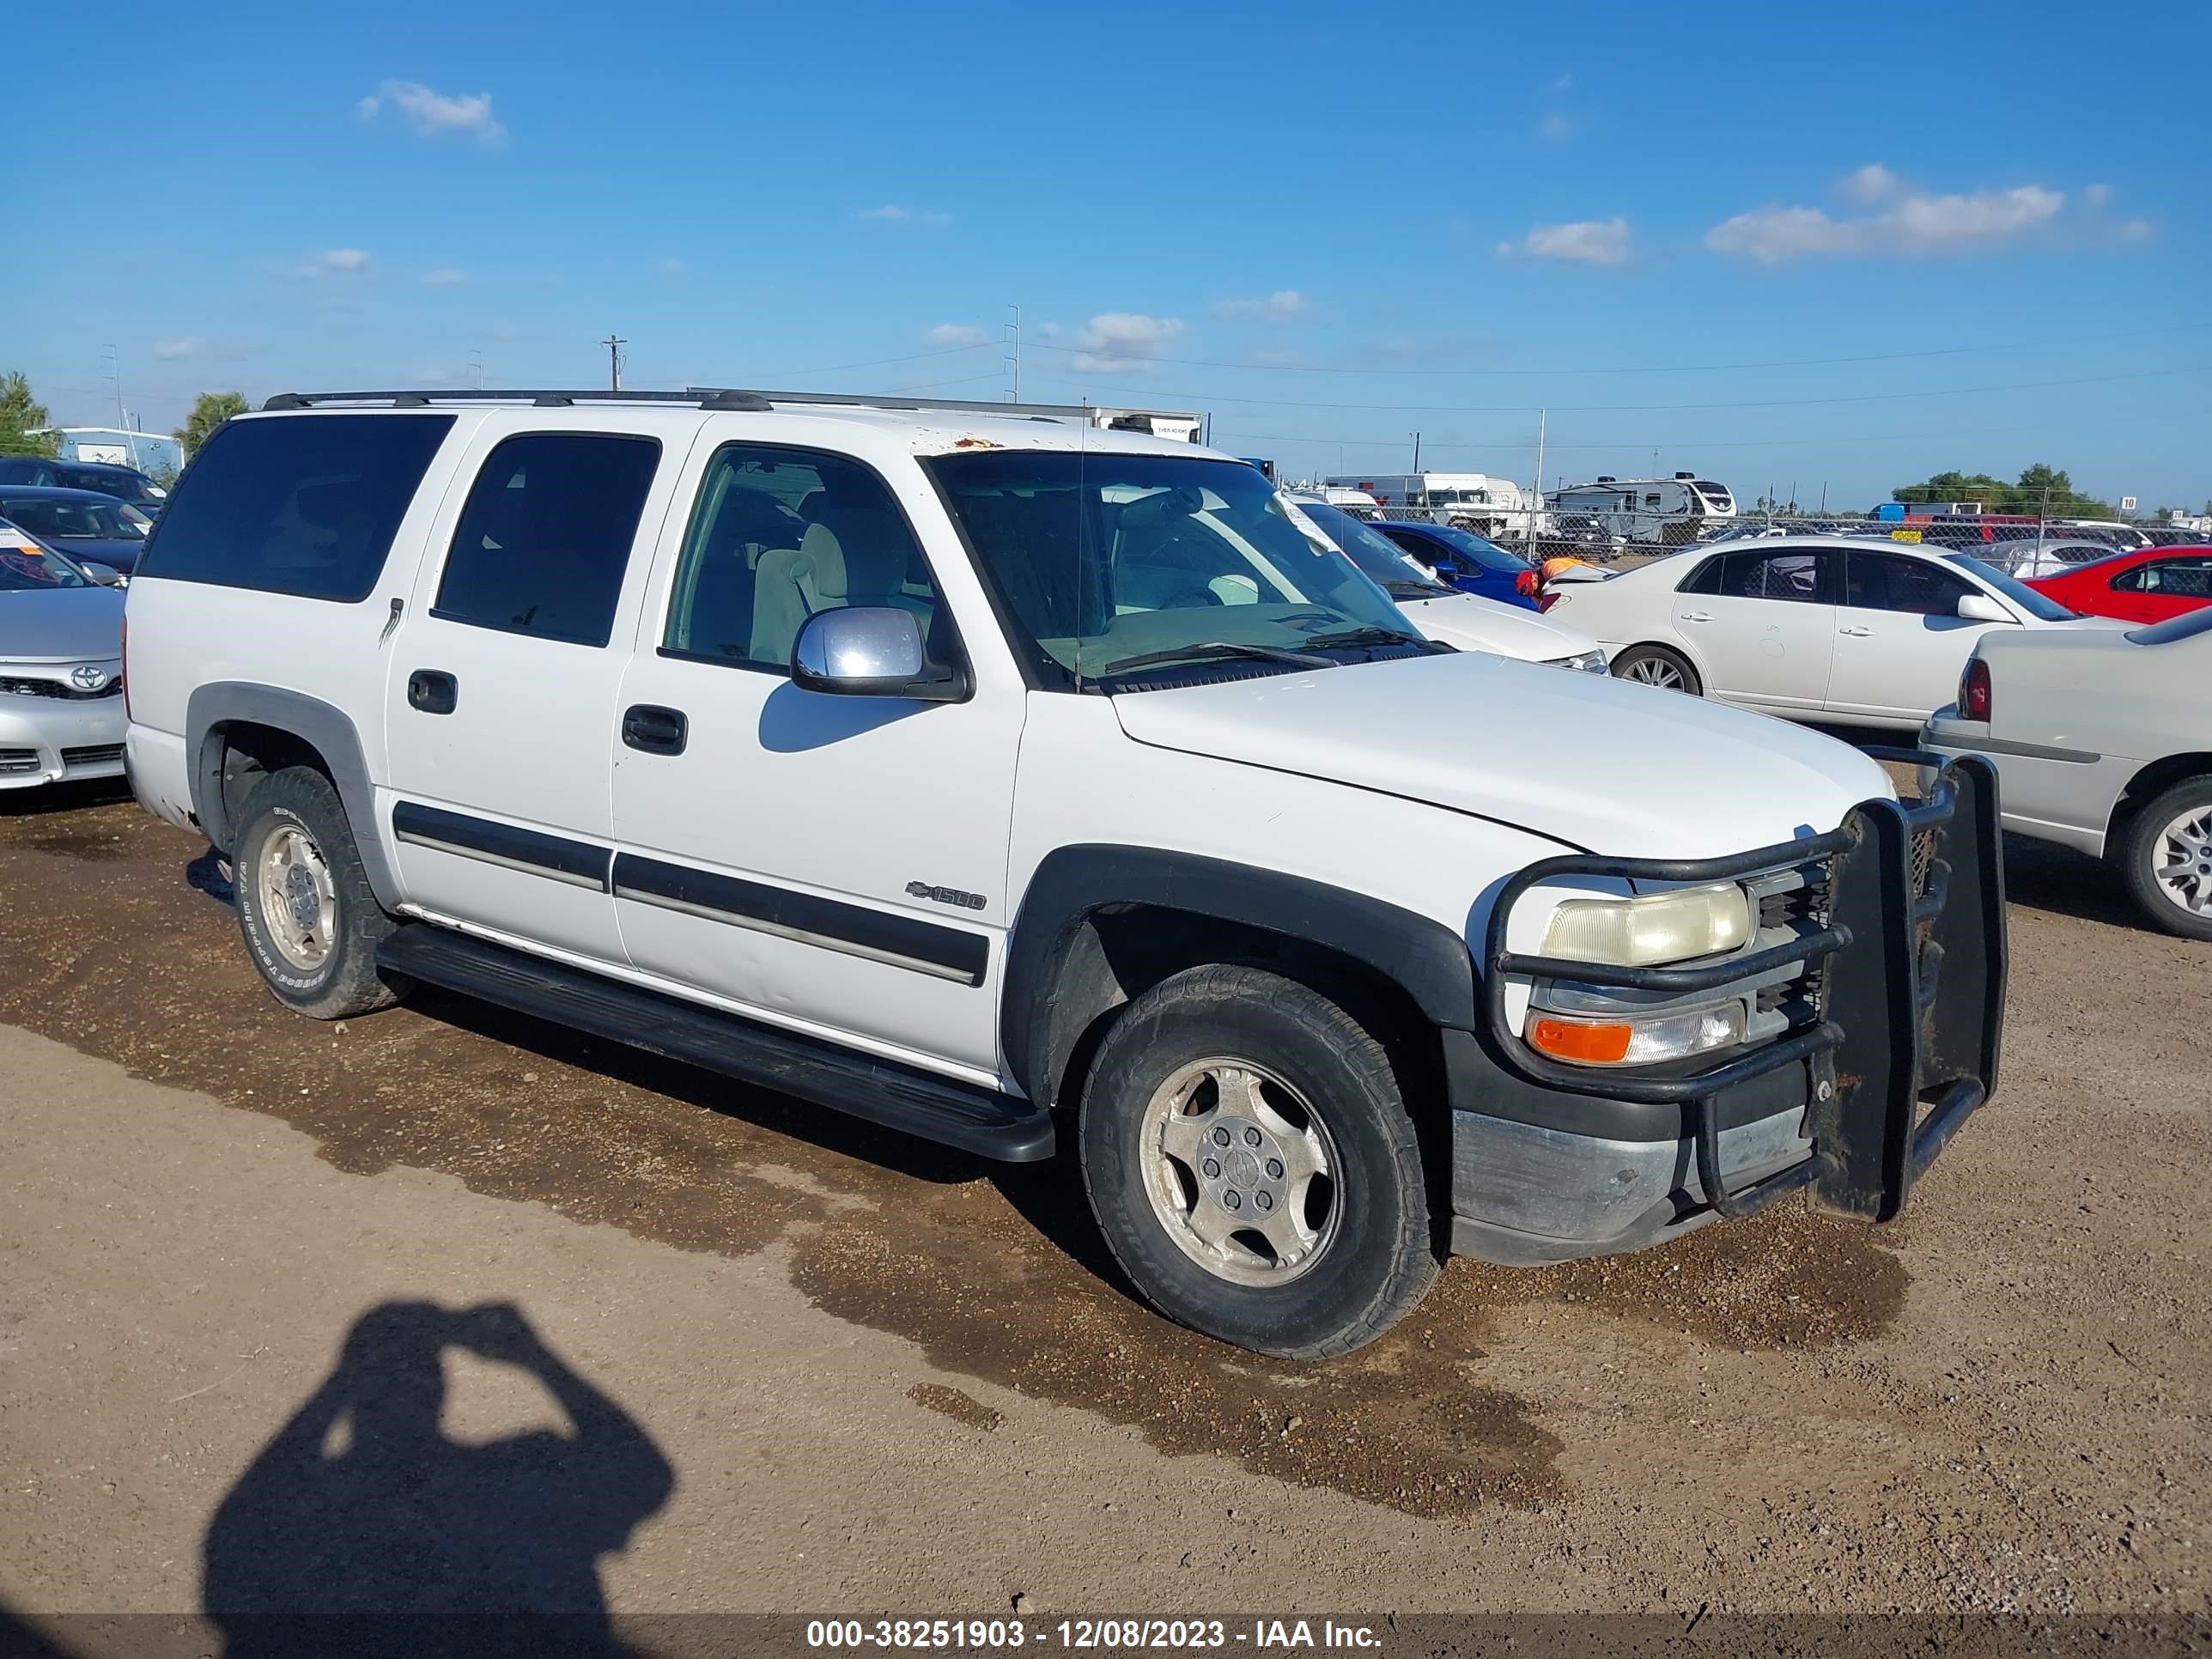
[
  {"xmin": 2118, "ymin": 216, "xmax": 2154, "ymax": 242},
  {"xmin": 1072, "ymin": 313, "xmax": 1184, "ymax": 373},
  {"xmin": 279, "ymin": 248, "xmax": 372, "ymax": 280},
  {"xmin": 152, "ymin": 337, "xmax": 204, "ymax": 360},
  {"xmin": 358, "ymin": 79, "xmax": 504, "ymax": 143},
  {"xmin": 2082, "ymin": 182, "xmax": 2113, "ymax": 209},
  {"xmin": 1211, "ymin": 289, "xmax": 1307, "ymax": 321},
  {"xmin": 1549, "ymin": 72, "xmax": 1573, "ymax": 91},
  {"xmin": 1707, "ymin": 171, "xmax": 2064, "ymax": 262},
  {"xmin": 658, "ymin": 257, "xmax": 687, "ymax": 276},
  {"xmin": 1497, "ymin": 217, "xmax": 1632, "ymax": 265},
  {"xmin": 927, "ymin": 323, "xmax": 988, "ymax": 346},
  {"xmin": 854, "ymin": 204, "xmax": 952, "ymax": 229},
  {"xmin": 421, "ymin": 266, "xmax": 469, "ymax": 288},
  {"xmin": 1838, "ymin": 163, "xmax": 1899, "ymax": 203},
  {"xmin": 1538, "ymin": 112, "xmax": 1576, "ymax": 143}
]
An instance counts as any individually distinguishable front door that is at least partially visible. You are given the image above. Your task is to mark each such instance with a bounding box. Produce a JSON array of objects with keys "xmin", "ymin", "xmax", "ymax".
[
  {"xmin": 1674, "ymin": 546, "xmax": 1838, "ymax": 710},
  {"xmin": 1826, "ymin": 550, "xmax": 1998, "ymax": 724},
  {"xmin": 382, "ymin": 426, "xmax": 677, "ymax": 964},
  {"xmin": 609, "ymin": 438, "xmax": 1023, "ymax": 1082}
]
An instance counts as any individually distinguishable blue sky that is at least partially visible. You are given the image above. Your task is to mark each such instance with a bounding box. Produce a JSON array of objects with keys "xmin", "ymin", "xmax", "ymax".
[{"xmin": 12, "ymin": 0, "xmax": 2209, "ymax": 509}]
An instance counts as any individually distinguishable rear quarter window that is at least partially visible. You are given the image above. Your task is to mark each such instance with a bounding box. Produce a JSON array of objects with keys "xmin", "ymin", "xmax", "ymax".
[{"xmin": 138, "ymin": 414, "xmax": 454, "ymax": 601}]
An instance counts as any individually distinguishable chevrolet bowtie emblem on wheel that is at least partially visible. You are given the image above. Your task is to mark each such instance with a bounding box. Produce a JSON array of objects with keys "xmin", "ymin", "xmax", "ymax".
[{"xmin": 70, "ymin": 665, "xmax": 111, "ymax": 691}]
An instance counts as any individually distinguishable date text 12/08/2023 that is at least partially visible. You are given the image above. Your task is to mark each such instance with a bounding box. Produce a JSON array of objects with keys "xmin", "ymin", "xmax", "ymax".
[{"xmin": 804, "ymin": 1619, "xmax": 1382, "ymax": 1650}]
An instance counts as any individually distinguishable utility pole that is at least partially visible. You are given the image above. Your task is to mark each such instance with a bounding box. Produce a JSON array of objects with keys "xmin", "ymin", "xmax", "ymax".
[
  {"xmin": 1411, "ymin": 431, "xmax": 1421, "ymax": 472},
  {"xmin": 601, "ymin": 334, "xmax": 626, "ymax": 392},
  {"xmin": 104, "ymin": 343, "xmax": 124, "ymax": 428},
  {"xmin": 1006, "ymin": 304, "xmax": 1022, "ymax": 402},
  {"xmin": 471, "ymin": 348, "xmax": 484, "ymax": 391},
  {"xmin": 1529, "ymin": 408, "xmax": 1547, "ymax": 552}
]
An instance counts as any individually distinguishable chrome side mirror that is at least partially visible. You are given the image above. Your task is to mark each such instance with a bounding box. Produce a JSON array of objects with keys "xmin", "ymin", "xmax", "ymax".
[{"xmin": 792, "ymin": 606, "xmax": 965, "ymax": 702}]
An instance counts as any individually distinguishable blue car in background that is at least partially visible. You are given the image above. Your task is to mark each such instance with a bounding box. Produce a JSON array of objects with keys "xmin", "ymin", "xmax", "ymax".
[{"xmin": 1370, "ymin": 519, "xmax": 1540, "ymax": 611}]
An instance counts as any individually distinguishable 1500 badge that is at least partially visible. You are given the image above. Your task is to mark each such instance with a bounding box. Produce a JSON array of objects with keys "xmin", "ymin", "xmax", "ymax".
[{"xmin": 906, "ymin": 881, "xmax": 988, "ymax": 911}]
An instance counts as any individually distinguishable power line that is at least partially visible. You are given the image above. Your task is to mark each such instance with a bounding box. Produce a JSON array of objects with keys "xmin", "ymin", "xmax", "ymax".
[
  {"xmin": 1019, "ymin": 319, "xmax": 2212, "ymax": 378},
  {"xmin": 757, "ymin": 340, "xmax": 1000, "ymax": 380},
  {"xmin": 1027, "ymin": 368, "xmax": 2189, "ymax": 416}
]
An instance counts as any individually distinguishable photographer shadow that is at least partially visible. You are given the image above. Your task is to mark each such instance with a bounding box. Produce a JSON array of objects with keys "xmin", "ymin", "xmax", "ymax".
[{"xmin": 202, "ymin": 1300, "xmax": 673, "ymax": 1658}]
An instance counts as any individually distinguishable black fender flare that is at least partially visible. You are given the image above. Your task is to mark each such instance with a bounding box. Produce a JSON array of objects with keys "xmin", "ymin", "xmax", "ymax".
[
  {"xmin": 185, "ymin": 682, "xmax": 399, "ymax": 909},
  {"xmin": 1000, "ymin": 844, "xmax": 1478, "ymax": 1109}
]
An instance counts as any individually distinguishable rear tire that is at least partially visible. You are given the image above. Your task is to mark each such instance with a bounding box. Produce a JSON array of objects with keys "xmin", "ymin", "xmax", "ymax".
[
  {"xmin": 232, "ymin": 766, "xmax": 410, "ymax": 1018},
  {"xmin": 1078, "ymin": 964, "xmax": 1439, "ymax": 1358},
  {"xmin": 2116, "ymin": 778, "xmax": 2212, "ymax": 941},
  {"xmin": 1612, "ymin": 643, "xmax": 1702, "ymax": 696}
]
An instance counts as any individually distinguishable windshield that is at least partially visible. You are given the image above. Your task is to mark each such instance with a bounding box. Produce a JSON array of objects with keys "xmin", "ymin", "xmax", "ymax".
[
  {"xmin": 1947, "ymin": 555, "xmax": 2079, "ymax": 621},
  {"xmin": 69, "ymin": 470, "xmax": 161, "ymax": 504},
  {"xmin": 926, "ymin": 453, "xmax": 1426, "ymax": 686},
  {"xmin": 2129, "ymin": 609, "xmax": 2212, "ymax": 646},
  {"xmin": 0, "ymin": 496, "xmax": 148, "ymax": 541},
  {"xmin": 1291, "ymin": 501, "xmax": 1450, "ymax": 596},
  {"xmin": 0, "ymin": 538, "xmax": 93, "ymax": 590}
]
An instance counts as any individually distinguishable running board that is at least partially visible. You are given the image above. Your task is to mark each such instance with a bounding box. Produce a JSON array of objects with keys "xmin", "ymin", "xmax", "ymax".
[{"xmin": 376, "ymin": 925, "xmax": 1056, "ymax": 1163}]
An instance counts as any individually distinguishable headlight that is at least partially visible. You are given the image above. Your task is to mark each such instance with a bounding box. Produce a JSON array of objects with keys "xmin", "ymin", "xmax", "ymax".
[
  {"xmin": 1546, "ymin": 649, "xmax": 1608, "ymax": 674},
  {"xmin": 1541, "ymin": 883, "xmax": 1753, "ymax": 966},
  {"xmin": 1528, "ymin": 1002, "xmax": 1747, "ymax": 1066}
]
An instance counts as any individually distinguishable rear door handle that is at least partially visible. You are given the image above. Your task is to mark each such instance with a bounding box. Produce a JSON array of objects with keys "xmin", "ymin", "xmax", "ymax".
[
  {"xmin": 622, "ymin": 704, "xmax": 689, "ymax": 756},
  {"xmin": 407, "ymin": 670, "xmax": 457, "ymax": 714},
  {"xmin": 1838, "ymin": 625, "xmax": 1874, "ymax": 637},
  {"xmin": 1679, "ymin": 610, "xmax": 1714, "ymax": 623}
]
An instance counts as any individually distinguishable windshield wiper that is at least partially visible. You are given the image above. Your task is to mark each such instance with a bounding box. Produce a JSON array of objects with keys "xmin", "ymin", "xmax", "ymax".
[
  {"xmin": 1096, "ymin": 641, "xmax": 1335, "ymax": 678},
  {"xmin": 1297, "ymin": 624, "xmax": 1437, "ymax": 652},
  {"xmin": 1382, "ymin": 580, "xmax": 1449, "ymax": 600}
]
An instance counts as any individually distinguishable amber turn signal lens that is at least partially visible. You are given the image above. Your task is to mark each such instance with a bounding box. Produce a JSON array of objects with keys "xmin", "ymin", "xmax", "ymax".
[{"xmin": 1528, "ymin": 1017, "xmax": 1633, "ymax": 1064}]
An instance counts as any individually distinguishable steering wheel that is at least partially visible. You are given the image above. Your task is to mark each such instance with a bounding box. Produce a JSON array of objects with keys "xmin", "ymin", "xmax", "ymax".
[{"xmin": 1160, "ymin": 585, "xmax": 1225, "ymax": 609}]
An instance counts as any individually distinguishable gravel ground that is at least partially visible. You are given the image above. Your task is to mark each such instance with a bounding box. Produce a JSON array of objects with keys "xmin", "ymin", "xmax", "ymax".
[{"xmin": 0, "ymin": 781, "xmax": 2204, "ymax": 1641}]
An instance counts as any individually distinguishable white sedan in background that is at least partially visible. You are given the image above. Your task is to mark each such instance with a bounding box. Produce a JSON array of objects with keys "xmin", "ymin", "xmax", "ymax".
[{"xmin": 1544, "ymin": 535, "xmax": 2118, "ymax": 727}]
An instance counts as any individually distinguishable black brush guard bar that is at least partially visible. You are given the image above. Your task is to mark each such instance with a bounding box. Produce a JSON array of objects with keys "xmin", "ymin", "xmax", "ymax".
[{"xmin": 1482, "ymin": 750, "xmax": 2007, "ymax": 1224}]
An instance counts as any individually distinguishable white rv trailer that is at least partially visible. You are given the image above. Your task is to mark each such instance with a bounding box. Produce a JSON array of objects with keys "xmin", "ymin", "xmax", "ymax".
[
  {"xmin": 1321, "ymin": 471, "xmax": 1527, "ymax": 536},
  {"xmin": 1550, "ymin": 472, "xmax": 1735, "ymax": 546}
]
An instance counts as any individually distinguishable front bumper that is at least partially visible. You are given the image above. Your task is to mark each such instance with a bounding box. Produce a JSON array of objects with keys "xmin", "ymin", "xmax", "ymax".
[
  {"xmin": 1449, "ymin": 750, "xmax": 2006, "ymax": 1262},
  {"xmin": 0, "ymin": 693, "xmax": 128, "ymax": 790}
]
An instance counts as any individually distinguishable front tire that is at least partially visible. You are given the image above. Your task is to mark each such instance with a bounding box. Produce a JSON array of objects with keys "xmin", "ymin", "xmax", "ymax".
[
  {"xmin": 1612, "ymin": 643, "xmax": 1702, "ymax": 696},
  {"xmin": 2117, "ymin": 778, "xmax": 2212, "ymax": 941},
  {"xmin": 233, "ymin": 766, "xmax": 410, "ymax": 1018},
  {"xmin": 1078, "ymin": 965, "xmax": 1438, "ymax": 1358}
]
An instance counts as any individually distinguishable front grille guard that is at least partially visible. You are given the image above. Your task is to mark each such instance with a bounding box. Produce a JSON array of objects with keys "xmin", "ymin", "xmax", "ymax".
[{"xmin": 1481, "ymin": 750, "xmax": 2007, "ymax": 1224}]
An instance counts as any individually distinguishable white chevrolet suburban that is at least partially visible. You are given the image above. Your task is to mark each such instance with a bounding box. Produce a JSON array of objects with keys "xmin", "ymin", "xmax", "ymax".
[{"xmin": 123, "ymin": 390, "xmax": 2008, "ymax": 1358}]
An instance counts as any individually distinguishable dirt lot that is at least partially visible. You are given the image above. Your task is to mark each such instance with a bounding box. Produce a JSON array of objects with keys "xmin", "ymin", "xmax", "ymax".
[{"xmin": 0, "ymin": 781, "xmax": 2205, "ymax": 1641}]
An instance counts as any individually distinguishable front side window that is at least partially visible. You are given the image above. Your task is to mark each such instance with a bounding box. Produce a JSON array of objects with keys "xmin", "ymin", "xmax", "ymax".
[
  {"xmin": 434, "ymin": 434, "xmax": 660, "ymax": 647},
  {"xmin": 927, "ymin": 452, "xmax": 1425, "ymax": 688},
  {"xmin": 1846, "ymin": 552, "xmax": 1972, "ymax": 616},
  {"xmin": 661, "ymin": 444, "xmax": 944, "ymax": 672},
  {"xmin": 1717, "ymin": 550, "xmax": 1825, "ymax": 602}
]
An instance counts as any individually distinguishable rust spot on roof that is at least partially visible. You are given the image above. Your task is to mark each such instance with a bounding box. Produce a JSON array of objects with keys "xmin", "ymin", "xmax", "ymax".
[{"xmin": 951, "ymin": 435, "xmax": 1000, "ymax": 449}]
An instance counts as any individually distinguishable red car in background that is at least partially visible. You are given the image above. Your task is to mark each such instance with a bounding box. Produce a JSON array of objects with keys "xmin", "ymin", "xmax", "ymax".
[{"xmin": 2026, "ymin": 544, "xmax": 2212, "ymax": 624}]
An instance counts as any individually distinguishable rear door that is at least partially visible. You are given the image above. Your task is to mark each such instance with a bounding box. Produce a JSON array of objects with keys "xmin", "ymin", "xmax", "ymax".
[
  {"xmin": 1670, "ymin": 546, "xmax": 1838, "ymax": 710},
  {"xmin": 2104, "ymin": 554, "xmax": 2212, "ymax": 623},
  {"xmin": 1826, "ymin": 550, "xmax": 1995, "ymax": 723},
  {"xmin": 380, "ymin": 424, "xmax": 682, "ymax": 965}
]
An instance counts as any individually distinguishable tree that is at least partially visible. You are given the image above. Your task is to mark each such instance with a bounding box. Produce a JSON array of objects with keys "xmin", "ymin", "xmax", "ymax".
[
  {"xmin": 176, "ymin": 391, "xmax": 249, "ymax": 457},
  {"xmin": 0, "ymin": 371, "xmax": 58, "ymax": 458},
  {"xmin": 1890, "ymin": 463, "xmax": 2113, "ymax": 520}
]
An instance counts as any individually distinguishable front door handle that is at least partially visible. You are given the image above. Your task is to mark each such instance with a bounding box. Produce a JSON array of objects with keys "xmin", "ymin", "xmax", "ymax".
[
  {"xmin": 622, "ymin": 704, "xmax": 689, "ymax": 756},
  {"xmin": 407, "ymin": 669, "xmax": 457, "ymax": 714},
  {"xmin": 1838, "ymin": 625, "xmax": 1874, "ymax": 637}
]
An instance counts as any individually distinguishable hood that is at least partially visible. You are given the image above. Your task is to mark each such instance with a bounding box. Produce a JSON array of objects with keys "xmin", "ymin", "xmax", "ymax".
[
  {"xmin": 1110, "ymin": 651, "xmax": 1894, "ymax": 859},
  {"xmin": 1395, "ymin": 592, "xmax": 1601, "ymax": 661},
  {"xmin": 0, "ymin": 586, "xmax": 126, "ymax": 663}
]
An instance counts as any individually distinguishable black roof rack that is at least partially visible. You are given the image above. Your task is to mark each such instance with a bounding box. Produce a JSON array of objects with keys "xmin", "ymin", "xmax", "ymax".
[{"xmin": 260, "ymin": 387, "xmax": 1201, "ymax": 426}]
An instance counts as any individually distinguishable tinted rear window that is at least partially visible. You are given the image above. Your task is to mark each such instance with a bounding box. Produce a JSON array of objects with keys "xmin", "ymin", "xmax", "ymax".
[{"xmin": 138, "ymin": 414, "xmax": 453, "ymax": 601}]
